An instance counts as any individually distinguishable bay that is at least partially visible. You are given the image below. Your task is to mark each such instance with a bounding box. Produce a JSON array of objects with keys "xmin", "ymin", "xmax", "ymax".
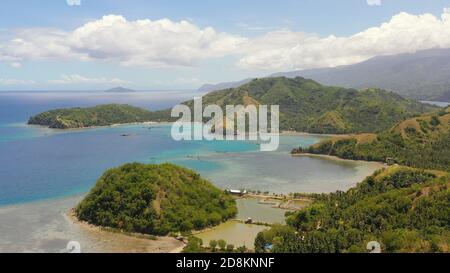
[{"xmin": 0, "ymin": 91, "xmax": 384, "ymax": 252}]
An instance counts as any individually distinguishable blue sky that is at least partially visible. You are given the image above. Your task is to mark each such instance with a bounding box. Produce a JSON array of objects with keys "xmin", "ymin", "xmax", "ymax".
[{"xmin": 1, "ymin": 0, "xmax": 450, "ymax": 90}]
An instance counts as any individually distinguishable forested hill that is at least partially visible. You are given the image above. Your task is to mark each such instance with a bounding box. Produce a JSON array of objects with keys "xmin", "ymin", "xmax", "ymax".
[
  {"xmin": 29, "ymin": 77, "xmax": 437, "ymax": 133},
  {"xmin": 256, "ymin": 166, "xmax": 450, "ymax": 253},
  {"xmin": 76, "ymin": 163, "xmax": 237, "ymax": 235},
  {"xmin": 192, "ymin": 77, "xmax": 436, "ymax": 134},
  {"xmin": 294, "ymin": 107, "xmax": 450, "ymax": 172},
  {"xmin": 28, "ymin": 104, "xmax": 167, "ymax": 129}
]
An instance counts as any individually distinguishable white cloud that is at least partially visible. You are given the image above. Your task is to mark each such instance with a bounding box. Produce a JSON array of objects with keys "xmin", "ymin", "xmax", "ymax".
[
  {"xmin": 48, "ymin": 74, "xmax": 128, "ymax": 85},
  {"xmin": 2, "ymin": 9, "xmax": 450, "ymax": 71},
  {"xmin": 0, "ymin": 15, "xmax": 245, "ymax": 68},
  {"xmin": 367, "ymin": 0, "xmax": 381, "ymax": 6},
  {"xmin": 68, "ymin": 15, "xmax": 245, "ymax": 67},
  {"xmin": 238, "ymin": 8, "xmax": 450, "ymax": 70},
  {"xmin": 0, "ymin": 28, "xmax": 84, "ymax": 64},
  {"xmin": 0, "ymin": 78, "xmax": 35, "ymax": 85},
  {"xmin": 67, "ymin": 0, "xmax": 81, "ymax": 6}
]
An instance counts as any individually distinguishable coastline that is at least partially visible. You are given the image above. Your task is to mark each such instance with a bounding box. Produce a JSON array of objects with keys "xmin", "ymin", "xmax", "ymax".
[
  {"xmin": 280, "ymin": 130, "xmax": 348, "ymax": 138},
  {"xmin": 66, "ymin": 210, "xmax": 186, "ymax": 253},
  {"xmin": 27, "ymin": 121, "xmax": 170, "ymax": 131},
  {"xmin": 29, "ymin": 123, "xmax": 357, "ymax": 137},
  {"xmin": 1, "ymin": 122, "xmax": 389, "ymax": 252},
  {"xmin": 292, "ymin": 152, "xmax": 388, "ymax": 168}
]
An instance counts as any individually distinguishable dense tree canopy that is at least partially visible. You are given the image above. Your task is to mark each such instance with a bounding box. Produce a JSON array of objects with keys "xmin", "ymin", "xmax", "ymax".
[
  {"xmin": 293, "ymin": 108, "xmax": 450, "ymax": 172},
  {"xmin": 255, "ymin": 167, "xmax": 450, "ymax": 253},
  {"xmin": 76, "ymin": 163, "xmax": 237, "ymax": 235},
  {"xmin": 28, "ymin": 104, "xmax": 168, "ymax": 129}
]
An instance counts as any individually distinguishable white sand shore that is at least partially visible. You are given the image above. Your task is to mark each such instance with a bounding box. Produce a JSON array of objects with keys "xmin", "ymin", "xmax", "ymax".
[{"xmin": 66, "ymin": 210, "xmax": 185, "ymax": 253}]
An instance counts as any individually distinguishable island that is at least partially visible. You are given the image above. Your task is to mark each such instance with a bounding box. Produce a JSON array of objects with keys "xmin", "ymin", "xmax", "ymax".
[
  {"xmin": 29, "ymin": 77, "xmax": 438, "ymax": 133},
  {"xmin": 105, "ymin": 87, "xmax": 136, "ymax": 93},
  {"xmin": 75, "ymin": 163, "xmax": 237, "ymax": 236},
  {"xmin": 27, "ymin": 76, "xmax": 449, "ymax": 253},
  {"xmin": 28, "ymin": 104, "xmax": 162, "ymax": 129}
]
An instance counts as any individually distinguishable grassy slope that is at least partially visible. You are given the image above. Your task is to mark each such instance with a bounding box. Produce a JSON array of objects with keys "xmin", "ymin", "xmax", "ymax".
[
  {"xmin": 29, "ymin": 77, "xmax": 436, "ymax": 133},
  {"xmin": 188, "ymin": 77, "xmax": 436, "ymax": 134},
  {"xmin": 296, "ymin": 107, "xmax": 450, "ymax": 172}
]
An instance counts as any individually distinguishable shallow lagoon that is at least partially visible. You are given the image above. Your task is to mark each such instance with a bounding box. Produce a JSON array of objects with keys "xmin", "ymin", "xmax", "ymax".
[
  {"xmin": 0, "ymin": 123, "xmax": 383, "ymax": 252},
  {"xmin": 0, "ymin": 122, "xmax": 383, "ymax": 205},
  {"xmin": 196, "ymin": 221, "xmax": 269, "ymax": 250},
  {"xmin": 195, "ymin": 198, "xmax": 287, "ymax": 249},
  {"xmin": 0, "ymin": 91, "xmax": 385, "ymax": 252}
]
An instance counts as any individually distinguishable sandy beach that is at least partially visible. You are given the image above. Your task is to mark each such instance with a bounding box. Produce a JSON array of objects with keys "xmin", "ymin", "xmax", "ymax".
[
  {"xmin": 292, "ymin": 152, "xmax": 388, "ymax": 168},
  {"xmin": 280, "ymin": 130, "xmax": 348, "ymax": 137},
  {"xmin": 0, "ymin": 196, "xmax": 184, "ymax": 253},
  {"xmin": 66, "ymin": 210, "xmax": 185, "ymax": 253},
  {"xmin": 28, "ymin": 121, "xmax": 166, "ymax": 131}
]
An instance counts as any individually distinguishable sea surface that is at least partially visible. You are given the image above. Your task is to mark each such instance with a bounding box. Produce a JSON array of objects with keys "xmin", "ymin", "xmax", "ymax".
[
  {"xmin": 421, "ymin": 101, "xmax": 450, "ymax": 107},
  {"xmin": 0, "ymin": 91, "xmax": 385, "ymax": 252}
]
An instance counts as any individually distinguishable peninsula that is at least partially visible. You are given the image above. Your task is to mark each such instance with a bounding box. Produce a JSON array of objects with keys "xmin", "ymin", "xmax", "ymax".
[
  {"xmin": 292, "ymin": 107, "xmax": 450, "ymax": 172},
  {"xmin": 28, "ymin": 104, "xmax": 161, "ymax": 129}
]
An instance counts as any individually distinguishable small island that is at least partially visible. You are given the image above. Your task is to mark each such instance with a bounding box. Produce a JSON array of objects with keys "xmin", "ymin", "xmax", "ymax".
[
  {"xmin": 105, "ymin": 87, "xmax": 136, "ymax": 93},
  {"xmin": 28, "ymin": 104, "xmax": 159, "ymax": 129},
  {"xmin": 75, "ymin": 163, "xmax": 237, "ymax": 236}
]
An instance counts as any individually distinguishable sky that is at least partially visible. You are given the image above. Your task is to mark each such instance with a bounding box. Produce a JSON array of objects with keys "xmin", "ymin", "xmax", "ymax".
[{"xmin": 1, "ymin": 0, "xmax": 450, "ymax": 90}]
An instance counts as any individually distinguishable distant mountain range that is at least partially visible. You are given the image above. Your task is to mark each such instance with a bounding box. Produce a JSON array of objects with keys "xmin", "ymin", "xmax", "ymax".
[
  {"xmin": 198, "ymin": 79, "xmax": 252, "ymax": 93},
  {"xmin": 198, "ymin": 48, "xmax": 450, "ymax": 102},
  {"xmin": 104, "ymin": 87, "xmax": 136, "ymax": 93}
]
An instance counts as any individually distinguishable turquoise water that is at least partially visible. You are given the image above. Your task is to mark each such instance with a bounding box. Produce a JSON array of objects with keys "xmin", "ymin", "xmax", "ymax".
[
  {"xmin": 0, "ymin": 91, "xmax": 388, "ymax": 253},
  {"xmin": 0, "ymin": 122, "xmax": 322, "ymax": 205},
  {"xmin": 421, "ymin": 101, "xmax": 450, "ymax": 107},
  {"xmin": 0, "ymin": 91, "xmax": 383, "ymax": 206}
]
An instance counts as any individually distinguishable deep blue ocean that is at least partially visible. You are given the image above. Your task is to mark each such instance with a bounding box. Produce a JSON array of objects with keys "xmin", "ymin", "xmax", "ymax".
[{"xmin": 0, "ymin": 91, "xmax": 384, "ymax": 206}]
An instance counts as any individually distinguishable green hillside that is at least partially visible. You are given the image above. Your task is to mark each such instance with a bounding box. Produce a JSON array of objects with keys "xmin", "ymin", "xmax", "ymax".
[
  {"xmin": 75, "ymin": 163, "xmax": 237, "ymax": 236},
  {"xmin": 294, "ymin": 107, "xmax": 450, "ymax": 171},
  {"xmin": 28, "ymin": 104, "xmax": 164, "ymax": 129},
  {"xmin": 255, "ymin": 167, "xmax": 450, "ymax": 253},
  {"xmin": 191, "ymin": 77, "xmax": 436, "ymax": 134},
  {"xmin": 28, "ymin": 78, "xmax": 436, "ymax": 133}
]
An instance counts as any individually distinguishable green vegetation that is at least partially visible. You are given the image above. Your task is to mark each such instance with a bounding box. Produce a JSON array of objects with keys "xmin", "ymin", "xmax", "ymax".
[
  {"xmin": 293, "ymin": 107, "xmax": 450, "ymax": 172},
  {"xmin": 28, "ymin": 104, "xmax": 167, "ymax": 129},
  {"xmin": 182, "ymin": 236, "xmax": 206, "ymax": 253},
  {"xmin": 75, "ymin": 163, "xmax": 237, "ymax": 236},
  {"xmin": 268, "ymin": 107, "xmax": 450, "ymax": 253},
  {"xmin": 190, "ymin": 77, "xmax": 436, "ymax": 134},
  {"xmin": 255, "ymin": 167, "xmax": 450, "ymax": 253},
  {"xmin": 30, "ymin": 77, "xmax": 436, "ymax": 133},
  {"xmin": 182, "ymin": 236, "xmax": 248, "ymax": 253}
]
